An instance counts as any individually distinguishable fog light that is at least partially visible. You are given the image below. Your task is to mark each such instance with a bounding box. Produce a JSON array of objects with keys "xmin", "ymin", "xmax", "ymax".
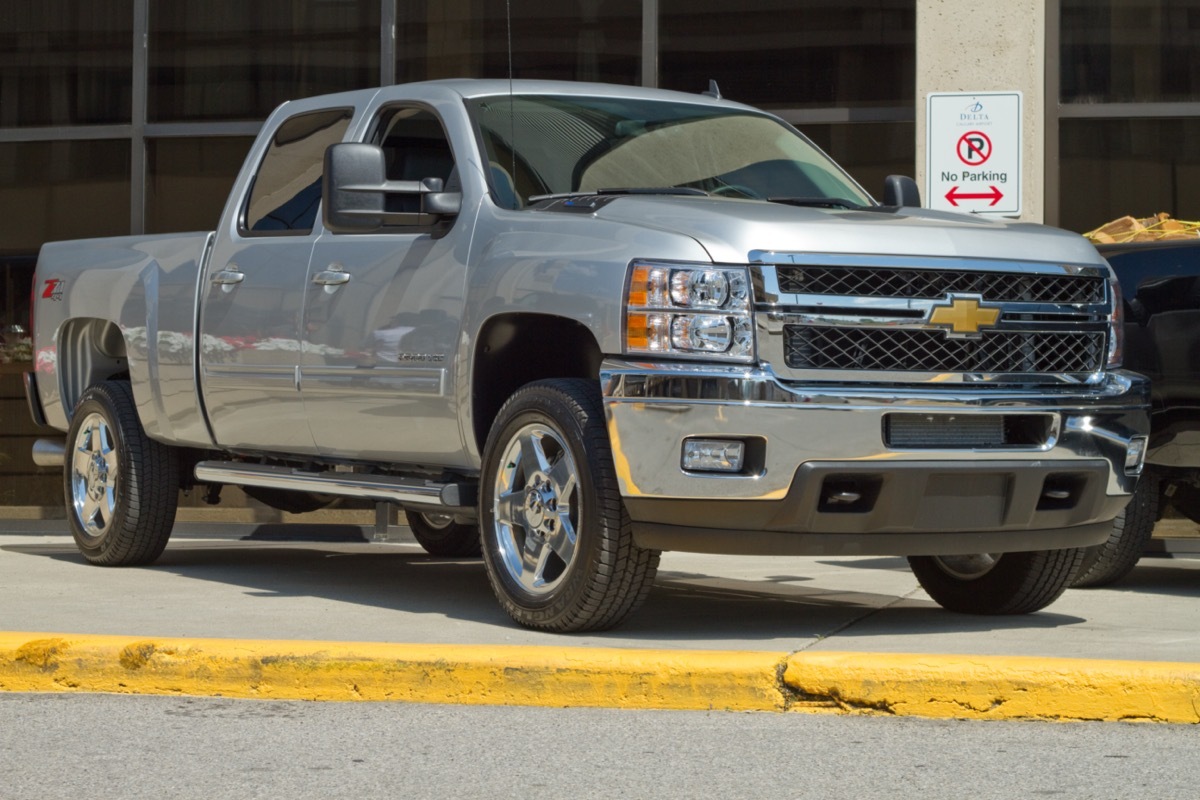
[
  {"xmin": 682, "ymin": 439, "xmax": 745, "ymax": 473},
  {"xmin": 1125, "ymin": 436, "xmax": 1148, "ymax": 473}
]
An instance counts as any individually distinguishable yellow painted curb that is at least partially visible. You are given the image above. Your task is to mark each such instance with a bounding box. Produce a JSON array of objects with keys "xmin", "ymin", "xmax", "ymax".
[
  {"xmin": 783, "ymin": 652, "xmax": 1200, "ymax": 723},
  {"xmin": 0, "ymin": 632, "xmax": 786, "ymax": 712},
  {"xmin": 3, "ymin": 632, "xmax": 1198, "ymax": 722}
]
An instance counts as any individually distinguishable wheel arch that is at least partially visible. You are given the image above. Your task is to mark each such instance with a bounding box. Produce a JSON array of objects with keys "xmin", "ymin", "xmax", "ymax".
[
  {"xmin": 58, "ymin": 318, "xmax": 130, "ymax": 422},
  {"xmin": 470, "ymin": 312, "xmax": 603, "ymax": 457}
]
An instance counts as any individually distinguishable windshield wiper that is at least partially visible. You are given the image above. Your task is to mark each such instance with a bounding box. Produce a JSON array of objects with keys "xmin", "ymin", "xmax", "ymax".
[
  {"xmin": 767, "ymin": 196, "xmax": 865, "ymax": 210},
  {"xmin": 530, "ymin": 187, "xmax": 709, "ymax": 203}
]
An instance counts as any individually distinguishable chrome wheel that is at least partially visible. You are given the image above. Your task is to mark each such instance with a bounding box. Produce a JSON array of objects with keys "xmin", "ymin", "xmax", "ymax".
[
  {"xmin": 932, "ymin": 553, "xmax": 1000, "ymax": 580},
  {"xmin": 491, "ymin": 422, "xmax": 579, "ymax": 596},
  {"xmin": 64, "ymin": 381, "xmax": 179, "ymax": 566},
  {"xmin": 70, "ymin": 411, "xmax": 119, "ymax": 539},
  {"xmin": 419, "ymin": 512, "xmax": 456, "ymax": 530}
]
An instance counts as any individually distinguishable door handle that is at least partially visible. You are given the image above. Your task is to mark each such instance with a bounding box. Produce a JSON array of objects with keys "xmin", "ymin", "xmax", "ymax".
[
  {"xmin": 312, "ymin": 266, "xmax": 352, "ymax": 287},
  {"xmin": 211, "ymin": 267, "xmax": 245, "ymax": 286}
]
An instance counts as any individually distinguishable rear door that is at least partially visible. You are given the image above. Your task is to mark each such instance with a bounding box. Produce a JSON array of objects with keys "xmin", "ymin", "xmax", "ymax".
[{"xmin": 198, "ymin": 107, "xmax": 353, "ymax": 453}]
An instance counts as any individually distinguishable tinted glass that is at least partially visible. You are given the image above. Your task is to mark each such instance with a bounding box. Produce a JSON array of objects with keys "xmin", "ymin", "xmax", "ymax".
[
  {"xmin": 146, "ymin": 137, "xmax": 255, "ymax": 234},
  {"xmin": 0, "ymin": 140, "xmax": 130, "ymax": 254},
  {"xmin": 659, "ymin": 0, "xmax": 915, "ymax": 109},
  {"xmin": 243, "ymin": 109, "xmax": 353, "ymax": 234},
  {"xmin": 397, "ymin": 0, "xmax": 641, "ymax": 84},
  {"xmin": 149, "ymin": 0, "xmax": 379, "ymax": 122},
  {"xmin": 1059, "ymin": 118, "xmax": 1200, "ymax": 233},
  {"xmin": 0, "ymin": 1, "xmax": 133, "ymax": 127},
  {"xmin": 1062, "ymin": 1, "xmax": 1200, "ymax": 103},
  {"xmin": 470, "ymin": 95, "xmax": 873, "ymax": 207}
]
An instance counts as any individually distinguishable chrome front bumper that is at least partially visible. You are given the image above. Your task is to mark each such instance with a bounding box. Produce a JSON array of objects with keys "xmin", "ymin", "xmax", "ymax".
[{"xmin": 600, "ymin": 359, "xmax": 1151, "ymax": 555}]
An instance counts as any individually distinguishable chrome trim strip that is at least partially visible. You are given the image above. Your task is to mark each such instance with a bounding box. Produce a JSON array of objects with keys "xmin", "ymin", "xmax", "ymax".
[
  {"xmin": 601, "ymin": 359, "xmax": 1143, "ymax": 406},
  {"xmin": 748, "ymin": 251, "xmax": 1110, "ymax": 277}
]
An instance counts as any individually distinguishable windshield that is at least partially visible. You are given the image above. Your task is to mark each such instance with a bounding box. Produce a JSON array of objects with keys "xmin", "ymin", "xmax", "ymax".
[{"xmin": 468, "ymin": 94, "xmax": 873, "ymax": 208}]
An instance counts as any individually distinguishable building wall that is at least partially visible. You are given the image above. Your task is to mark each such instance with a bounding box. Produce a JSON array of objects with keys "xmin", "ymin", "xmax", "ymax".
[{"xmin": 916, "ymin": 0, "xmax": 1046, "ymax": 222}]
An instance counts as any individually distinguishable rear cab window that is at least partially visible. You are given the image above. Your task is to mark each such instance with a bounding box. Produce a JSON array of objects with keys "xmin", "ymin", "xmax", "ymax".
[{"xmin": 242, "ymin": 108, "xmax": 354, "ymax": 236}]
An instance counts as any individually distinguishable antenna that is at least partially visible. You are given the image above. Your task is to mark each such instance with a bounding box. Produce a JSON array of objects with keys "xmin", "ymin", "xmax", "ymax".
[
  {"xmin": 507, "ymin": 0, "xmax": 516, "ymax": 197},
  {"xmin": 702, "ymin": 80, "xmax": 722, "ymax": 100}
]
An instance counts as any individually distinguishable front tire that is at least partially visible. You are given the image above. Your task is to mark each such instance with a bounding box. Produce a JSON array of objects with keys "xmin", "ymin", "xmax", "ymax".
[
  {"xmin": 405, "ymin": 510, "xmax": 481, "ymax": 557},
  {"xmin": 908, "ymin": 547, "xmax": 1085, "ymax": 615},
  {"xmin": 479, "ymin": 379, "xmax": 660, "ymax": 632},
  {"xmin": 1072, "ymin": 472, "xmax": 1158, "ymax": 588},
  {"xmin": 65, "ymin": 381, "xmax": 179, "ymax": 565}
]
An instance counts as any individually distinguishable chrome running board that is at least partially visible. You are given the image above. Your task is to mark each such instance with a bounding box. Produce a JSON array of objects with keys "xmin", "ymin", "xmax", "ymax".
[{"xmin": 195, "ymin": 461, "xmax": 476, "ymax": 508}]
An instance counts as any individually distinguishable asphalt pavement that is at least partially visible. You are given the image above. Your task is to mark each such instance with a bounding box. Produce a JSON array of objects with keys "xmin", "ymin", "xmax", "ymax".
[{"xmin": 2, "ymin": 519, "xmax": 1198, "ymax": 722}]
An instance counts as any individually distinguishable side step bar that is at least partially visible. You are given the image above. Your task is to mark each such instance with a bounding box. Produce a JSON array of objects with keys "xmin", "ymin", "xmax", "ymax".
[{"xmin": 195, "ymin": 461, "xmax": 477, "ymax": 508}]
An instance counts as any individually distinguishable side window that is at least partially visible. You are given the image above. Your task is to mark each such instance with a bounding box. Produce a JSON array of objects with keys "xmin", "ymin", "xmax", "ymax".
[
  {"xmin": 243, "ymin": 108, "xmax": 353, "ymax": 235},
  {"xmin": 374, "ymin": 107, "xmax": 456, "ymax": 216}
]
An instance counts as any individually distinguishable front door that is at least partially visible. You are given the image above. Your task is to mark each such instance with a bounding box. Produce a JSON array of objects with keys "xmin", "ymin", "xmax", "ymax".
[{"xmin": 301, "ymin": 106, "xmax": 469, "ymax": 464}]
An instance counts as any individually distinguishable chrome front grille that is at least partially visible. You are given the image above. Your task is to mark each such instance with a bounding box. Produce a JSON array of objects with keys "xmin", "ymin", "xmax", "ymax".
[
  {"xmin": 784, "ymin": 326, "xmax": 1106, "ymax": 374},
  {"xmin": 776, "ymin": 266, "xmax": 1104, "ymax": 304}
]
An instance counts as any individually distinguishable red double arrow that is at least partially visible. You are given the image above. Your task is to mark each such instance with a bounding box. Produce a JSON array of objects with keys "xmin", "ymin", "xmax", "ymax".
[{"xmin": 945, "ymin": 185, "xmax": 1003, "ymax": 207}]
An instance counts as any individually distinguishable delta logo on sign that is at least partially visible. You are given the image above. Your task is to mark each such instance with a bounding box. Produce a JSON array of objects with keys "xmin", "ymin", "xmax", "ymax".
[{"xmin": 926, "ymin": 92, "xmax": 1022, "ymax": 218}]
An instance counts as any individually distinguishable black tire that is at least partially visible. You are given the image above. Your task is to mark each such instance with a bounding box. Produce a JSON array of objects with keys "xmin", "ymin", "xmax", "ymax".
[
  {"xmin": 908, "ymin": 547, "xmax": 1085, "ymax": 615},
  {"xmin": 1072, "ymin": 472, "xmax": 1158, "ymax": 588},
  {"xmin": 479, "ymin": 378, "xmax": 660, "ymax": 632},
  {"xmin": 242, "ymin": 486, "xmax": 340, "ymax": 514},
  {"xmin": 65, "ymin": 381, "xmax": 179, "ymax": 566},
  {"xmin": 405, "ymin": 510, "xmax": 482, "ymax": 557}
]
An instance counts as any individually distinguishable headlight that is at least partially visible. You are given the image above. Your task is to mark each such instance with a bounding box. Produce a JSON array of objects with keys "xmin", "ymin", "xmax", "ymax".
[
  {"xmin": 1106, "ymin": 273, "xmax": 1124, "ymax": 368},
  {"xmin": 625, "ymin": 261, "xmax": 754, "ymax": 361}
]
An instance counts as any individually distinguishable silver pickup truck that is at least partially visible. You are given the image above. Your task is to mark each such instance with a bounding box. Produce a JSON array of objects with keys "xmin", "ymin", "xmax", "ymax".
[{"xmin": 26, "ymin": 80, "xmax": 1150, "ymax": 631}]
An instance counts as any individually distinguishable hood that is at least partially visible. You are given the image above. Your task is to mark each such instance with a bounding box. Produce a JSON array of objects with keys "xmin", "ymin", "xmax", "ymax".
[{"xmin": 591, "ymin": 196, "xmax": 1106, "ymax": 268}]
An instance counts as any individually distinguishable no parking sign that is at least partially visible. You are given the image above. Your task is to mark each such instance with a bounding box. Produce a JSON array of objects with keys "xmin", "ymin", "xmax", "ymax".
[{"xmin": 926, "ymin": 92, "xmax": 1022, "ymax": 217}]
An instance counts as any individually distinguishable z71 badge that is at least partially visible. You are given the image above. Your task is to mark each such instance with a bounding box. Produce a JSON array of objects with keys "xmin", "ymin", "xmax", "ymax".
[{"xmin": 41, "ymin": 279, "xmax": 65, "ymax": 301}]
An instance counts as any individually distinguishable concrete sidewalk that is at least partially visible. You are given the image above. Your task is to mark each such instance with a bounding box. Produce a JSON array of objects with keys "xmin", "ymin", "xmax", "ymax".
[{"xmin": 2, "ymin": 522, "xmax": 1198, "ymax": 722}]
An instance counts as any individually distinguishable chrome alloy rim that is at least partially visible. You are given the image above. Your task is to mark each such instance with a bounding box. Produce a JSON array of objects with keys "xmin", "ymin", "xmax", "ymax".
[
  {"xmin": 70, "ymin": 412, "xmax": 119, "ymax": 538},
  {"xmin": 419, "ymin": 512, "xmax": 456, "ymax": 530},
  {"xmin": 933, "ymin": 553, "xmax": 1001, "ymax": 580},
  {"xmin": 492, "ymin": 423, "xmax": 579, "ymax": 596}
]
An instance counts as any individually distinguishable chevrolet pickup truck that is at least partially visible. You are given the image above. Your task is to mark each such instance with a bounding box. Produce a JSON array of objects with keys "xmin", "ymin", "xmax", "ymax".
[{"xmin": 25, "ymin": 80, "xmax": 1150, "ymax": 631}]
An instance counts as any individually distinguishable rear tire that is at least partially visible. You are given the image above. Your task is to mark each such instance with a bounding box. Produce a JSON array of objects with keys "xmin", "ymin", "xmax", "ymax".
[
  {"xmin": 479, "ymin": 378, "xmax": 660, "ymax": 632},
  {"xmin": 908, "ymin": 547, "xmax": 1085, "ymax": 615},
  {"xmin": 405, "ymin": 510, "xmax": 481, "ymax": 557},
  {"xmin": 1072, "ymin": 472, "xmax": 1158, "ymax": 588},
  {"xmin": 65, "ymin": 381, "xmax": 178, "ymax": 566}
]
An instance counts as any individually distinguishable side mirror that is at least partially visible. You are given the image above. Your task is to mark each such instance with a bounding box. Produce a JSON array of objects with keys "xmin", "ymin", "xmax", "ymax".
[
  {"xmin": 324, "ymin": 143, "xmax": 386, "ymax": 232},
  {"xmin": 883, "ymin": 175, "xmax": 921, "ymax": 208},
  {"xmin": 323, "ymin": 142, "xmax": 463, "ymax": 233}
]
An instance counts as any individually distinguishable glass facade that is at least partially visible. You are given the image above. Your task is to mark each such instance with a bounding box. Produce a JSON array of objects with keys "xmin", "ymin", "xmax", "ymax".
[
  {"xmin": 1057, "ymin": 1, "xmax": 1200, "ymax": 231},
  {"xmin": 149, "ymin": 0, "xmax": 380, "ymax": 122},
  {"xmin": 0, "ymin": 140, "xmax": 131, "ymax": 253},
  {"xmin": 0, "ymin": 1, "xmax": 134, "ymax": 127},
  {"xmin": 1059, "ymin": 118, "xmax": 1200, "ymax": 233},
  {"xmin": 397, "ymin": 0, "xmax": 642, "ymax": 85},
  {"xmin": 145, "ymin": 137, "xmax": 256, "ymax": 234},
  {"xmin": 1061, "ymin": 0, "xmax": 1200, "ymax": 104},
  {"xmin": 659, "ymin": 0, "xmax": 915, "ymax": 110}
]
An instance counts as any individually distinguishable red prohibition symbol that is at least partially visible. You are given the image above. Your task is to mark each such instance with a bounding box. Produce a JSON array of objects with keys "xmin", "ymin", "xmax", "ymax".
[{"xmin": 956, "ymin": 131, "xmax": 992, "ymax": 166}]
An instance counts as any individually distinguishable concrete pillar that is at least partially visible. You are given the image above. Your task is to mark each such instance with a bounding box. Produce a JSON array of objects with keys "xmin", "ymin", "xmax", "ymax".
[{"xmin": 916, "ymin": 0, "xmax": 1047, "ymax": 223}]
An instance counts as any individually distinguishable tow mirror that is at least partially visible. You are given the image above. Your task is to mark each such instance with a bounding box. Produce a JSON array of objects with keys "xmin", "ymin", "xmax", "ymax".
[
  {"xmin": 883, "ymin": 175, "xmax": 921, "ymax": 208},
  {"xmin": 323, "ymin": 142, "xmax": 462, "ymax": 233},
  {"xmin": 324, "ymin": 143, "xmax": 386, "ymax": 232}
]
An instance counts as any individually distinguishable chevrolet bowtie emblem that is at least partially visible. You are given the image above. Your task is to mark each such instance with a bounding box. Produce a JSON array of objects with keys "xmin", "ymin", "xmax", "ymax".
[{"xmin": 928, "ymin": 295, "xmax": 1000, "ymax": 336}]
